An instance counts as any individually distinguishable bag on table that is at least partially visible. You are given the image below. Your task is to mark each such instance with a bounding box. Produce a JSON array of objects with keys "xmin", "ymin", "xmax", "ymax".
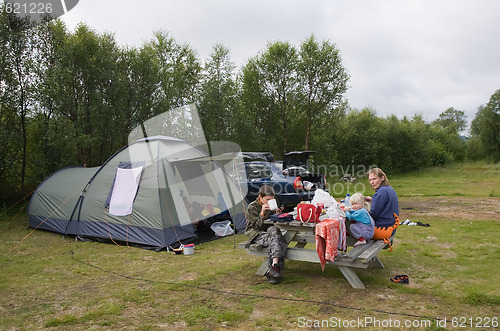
[
  {"xmin": 296, "ymin": 203, "xmax": 322, "ymax": 223},
  {"xmin": 311, "ymin": 189, "xmax": 336, "ymax": 208},
  {"xmin": 269, "ymin": 213, "xmax": 294, "ymax": 222}
]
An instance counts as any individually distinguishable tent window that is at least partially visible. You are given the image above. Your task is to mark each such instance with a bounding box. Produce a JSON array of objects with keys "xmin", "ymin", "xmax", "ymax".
[{"xmin": 106, "ymin": 162, "xmax": 145, "ymax": 216}]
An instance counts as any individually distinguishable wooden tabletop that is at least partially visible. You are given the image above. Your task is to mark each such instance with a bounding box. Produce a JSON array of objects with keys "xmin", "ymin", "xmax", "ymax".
[{"xmin": 264, "ymin": 219, "xmax": 316, "ymax": 228}]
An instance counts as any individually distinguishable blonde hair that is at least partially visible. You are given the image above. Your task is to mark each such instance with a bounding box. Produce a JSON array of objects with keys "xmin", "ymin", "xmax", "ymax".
[
  {"xmin": 350, "ymin": 193, "xmax": 364, "ymax": 205},
  {"xmin": 367, "ymin": 167, "xmax": 389, "ymax": 186},
  {"xmin": 350, "ymin": 192, "xmax": 371, "ymax": 210}
]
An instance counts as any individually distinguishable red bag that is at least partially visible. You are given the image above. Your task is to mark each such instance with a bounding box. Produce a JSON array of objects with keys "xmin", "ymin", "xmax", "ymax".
[{"xmin": 296, "ymin": 203, "xmax": 322, "ymax": 223}]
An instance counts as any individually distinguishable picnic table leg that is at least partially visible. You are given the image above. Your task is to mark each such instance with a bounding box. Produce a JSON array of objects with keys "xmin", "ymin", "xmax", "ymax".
[
  {"xmin": 371, "ymin": 256, "xmax": 384, "ymax": 269},
  {"xmin": 255, "ymin": 260, "xmax": 268, "ymax": 276},
  {"xmin": 338, "ymin": 266, "xmax": 366, "ymax": 289},
  {"xmin": 283, "ymin": 230, "xmax": 298, "ymax": 245}
]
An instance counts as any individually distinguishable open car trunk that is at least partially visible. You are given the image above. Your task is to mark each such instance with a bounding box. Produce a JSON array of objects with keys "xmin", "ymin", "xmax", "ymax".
[{"xmin": 282, "ymin": 151, "xmax": 326, "ymax": 190}]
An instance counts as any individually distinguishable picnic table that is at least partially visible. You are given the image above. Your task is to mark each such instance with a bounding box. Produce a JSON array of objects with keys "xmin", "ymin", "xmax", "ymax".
[{"xmin": 239, "ymin": 219, "xmax": 394, "ymax": 289}]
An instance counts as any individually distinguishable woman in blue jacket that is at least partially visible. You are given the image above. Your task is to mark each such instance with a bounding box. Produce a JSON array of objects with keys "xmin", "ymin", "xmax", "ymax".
[{"xmin": 365, "ymin": 168, "xmax": 399, "ymax": 231}]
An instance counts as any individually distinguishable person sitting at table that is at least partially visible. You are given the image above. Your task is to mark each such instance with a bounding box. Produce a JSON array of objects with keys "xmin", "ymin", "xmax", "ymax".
[
  {"xmin": 365, "ymin": 168, "xmax": 399, "ymax": 236},
  {"xmin": 245, "ymin": 185, "xmax": 286, "ymax": 284},
  {"xmin": 344, "ymin": 193, "xmax": 375, "ymax": 247}
]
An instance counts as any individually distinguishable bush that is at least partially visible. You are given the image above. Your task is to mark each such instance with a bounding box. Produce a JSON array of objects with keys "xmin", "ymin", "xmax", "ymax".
[{"xmin": 428, "ymin": 140, "xmax": 454, "ymax": 166}]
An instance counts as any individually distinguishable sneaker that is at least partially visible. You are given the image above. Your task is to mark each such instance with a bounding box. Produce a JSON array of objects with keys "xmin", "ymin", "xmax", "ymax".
[
  {"xmin": 269, "ymin": 264, "xmax": 282, "ymax": 278},
  {"xmin": 390, "ymin": 274, "xmax": 409, "ymax": 284},
  {"xmin": 265, "ymin": 271, "xmax": 280, "ymax": 284},
  {"xmin": 353, "ymin": 239, "xmax": 366, "ymax": 247},
  {"xmin": 265, "ymin": 265, "xmax": 282, "ymax": 284}
]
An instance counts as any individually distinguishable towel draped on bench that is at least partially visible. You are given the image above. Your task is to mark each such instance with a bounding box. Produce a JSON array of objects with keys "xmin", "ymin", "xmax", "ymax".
[{"xmin": 315, "ymin": 219, "xmax": 341, "ymax": 271}]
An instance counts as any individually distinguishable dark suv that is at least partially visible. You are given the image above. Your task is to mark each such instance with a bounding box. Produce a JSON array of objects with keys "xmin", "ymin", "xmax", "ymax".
[{"xmin": 237, "ymin": 151, "xmax": 327, "ymax": 208}]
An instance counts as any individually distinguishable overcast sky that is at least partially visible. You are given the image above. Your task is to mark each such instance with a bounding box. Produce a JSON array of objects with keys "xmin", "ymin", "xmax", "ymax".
[{"xmin": 60, "ymin": 0, "xmax": 500, "ymax": 127}]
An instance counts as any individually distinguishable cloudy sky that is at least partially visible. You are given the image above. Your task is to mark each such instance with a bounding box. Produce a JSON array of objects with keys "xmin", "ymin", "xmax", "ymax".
[{"xmin": 60, "ymin": 0, "xmax": 500, "ymax": 127}]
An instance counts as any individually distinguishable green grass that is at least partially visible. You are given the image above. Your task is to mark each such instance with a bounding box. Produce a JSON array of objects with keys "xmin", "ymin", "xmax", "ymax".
[
  {"xmin": 384, "ymin": 218, "xmax": 499, "ymax": 301},
  {"xmin": 392, "ymin": 162, "xmax": 500, "ymax": 197},
  {"xmin": 1, "ymin": 162, "xmax": 499, "ymax": 330},
  {"xmin": 328, "ymin": 161, "xmax": 500, "ymax": 198}
]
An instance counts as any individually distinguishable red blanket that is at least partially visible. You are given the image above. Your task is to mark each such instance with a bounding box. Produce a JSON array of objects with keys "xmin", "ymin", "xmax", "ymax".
[{"xmin": 315, "ymin": 219, "xmax": 340, "ymax": 271}]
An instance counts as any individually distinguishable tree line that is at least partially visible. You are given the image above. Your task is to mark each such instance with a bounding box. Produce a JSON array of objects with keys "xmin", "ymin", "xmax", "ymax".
[{"xmin": 1, "ymin": 9, "xmax": 499, "ymax": 203}]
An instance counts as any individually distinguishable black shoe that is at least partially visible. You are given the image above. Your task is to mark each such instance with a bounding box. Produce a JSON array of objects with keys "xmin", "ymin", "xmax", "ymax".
[
  {"xmin": 265, "ymin": 264, "xmax": 282, "ymax": 284},
  {"xmin": 265, "ymin": 270, "xmax": 280, "ymax": 284},
  {"xmin": 269, "ymin": 264, "xmax": 282, "ymax": 278}
]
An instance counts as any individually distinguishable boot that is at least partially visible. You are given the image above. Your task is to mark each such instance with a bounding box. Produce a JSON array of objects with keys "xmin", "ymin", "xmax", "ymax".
[{"xmin": 265, "ymin": 264, "xmax": 282, "ymax": 284}]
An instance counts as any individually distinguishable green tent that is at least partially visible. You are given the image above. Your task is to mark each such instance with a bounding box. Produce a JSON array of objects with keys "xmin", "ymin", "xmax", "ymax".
[{"xmin": 28, "ymin": 136, "xmax": 247, "ymax": 250}]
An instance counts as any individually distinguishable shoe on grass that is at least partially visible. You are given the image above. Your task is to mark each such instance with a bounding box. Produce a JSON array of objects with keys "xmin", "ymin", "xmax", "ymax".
[
  {"xmin": 390, "ymin": 274, "xmax": 409, "ymax": 284},
  {"xmin": 266, "ymin": 273, "xmax": 280, "ymax": 284},
  {"xmin": 265, "ymin": 268, "xmax": 281, "ymax": 284},
  {"xmin": 268, "ymin": 264, "xmax": 282, "ymax": 278}
]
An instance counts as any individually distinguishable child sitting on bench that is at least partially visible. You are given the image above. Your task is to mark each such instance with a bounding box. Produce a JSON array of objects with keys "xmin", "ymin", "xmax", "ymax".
[{"xmin": 344, "ymin": 193, "xmax": 375, "ymax": 247}]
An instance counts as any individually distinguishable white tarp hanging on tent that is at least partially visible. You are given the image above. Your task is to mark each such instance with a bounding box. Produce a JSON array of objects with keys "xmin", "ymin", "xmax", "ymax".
[{"xmin": 108, "ymin": 166, "xmax": 144, "ymax": 216}]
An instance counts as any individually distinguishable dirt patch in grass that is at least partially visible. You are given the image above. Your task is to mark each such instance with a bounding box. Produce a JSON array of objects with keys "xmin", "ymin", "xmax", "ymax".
[{"xmin": 399, "ymin": 197, "xmax": 500, "ymax": 220}]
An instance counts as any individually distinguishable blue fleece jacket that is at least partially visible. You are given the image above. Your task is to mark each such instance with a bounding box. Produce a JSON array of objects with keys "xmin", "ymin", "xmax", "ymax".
[
  {"xmin": 345, "ymin": 208, "xmax": 372, "ymax": 225},
  {"xmin": 369, "ymin": 185, "xmax": 399, "ymax": 228}
]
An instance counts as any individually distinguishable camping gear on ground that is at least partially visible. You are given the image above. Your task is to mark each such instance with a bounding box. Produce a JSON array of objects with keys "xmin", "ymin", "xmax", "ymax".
[
  {"xmin": 27, "ymin": 136, "xmax": 247, "ymax": 251},
  {"xmin": 210, "ymin": 220, "xmax": 234, "ymax": 237},
  {"xmin": 183, "ymin": 244, "xmax": 195, "ymax": 255},
  {"xmin": 173, "ymin": 248, "xmax": 184, "ymax": 255},
  {"xmin": 403, "ymin": 219, "xmax": 431, "ymax": 227},
  {"xmin": 296, "ymin": 203, "xmax": 322, "ymax": 223}
]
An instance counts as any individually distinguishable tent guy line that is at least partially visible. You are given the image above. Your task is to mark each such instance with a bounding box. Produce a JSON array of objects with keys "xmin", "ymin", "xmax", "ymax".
[
  {"xmin": 66, "ymin": 249, "xmax": 456, "ymax": 326},
  {"xmin": 10, "ymin": 181, "xmax": 88, "ymax": 252},
  {"xmin": 0, "ymin": 189, "xmax": 35, "ymax": 218},
  {"xmin": 104, "ymin": 208, "xmax": 132, "ymax": 247}
]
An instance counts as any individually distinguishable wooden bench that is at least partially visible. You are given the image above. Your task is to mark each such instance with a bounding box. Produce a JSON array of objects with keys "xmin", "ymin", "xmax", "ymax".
[{"xmin": 240, "ymin": 220, "xmax": 394, "ymax": 289}]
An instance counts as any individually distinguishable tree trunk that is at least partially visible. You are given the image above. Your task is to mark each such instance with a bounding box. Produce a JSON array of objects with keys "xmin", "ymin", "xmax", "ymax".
[
  {"xmin": 16, "ymin": 59, "xmax": 27, "ymax": 188},
  {"xmin": 305, "ymin": 116, "xmax": 311, "ymax": 150}
]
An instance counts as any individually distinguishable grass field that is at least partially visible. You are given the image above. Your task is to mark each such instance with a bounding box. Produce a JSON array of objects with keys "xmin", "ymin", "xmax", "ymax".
[{"xmin": 1, "ymin": 162, "xmax": 499, "ymax": 330}]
